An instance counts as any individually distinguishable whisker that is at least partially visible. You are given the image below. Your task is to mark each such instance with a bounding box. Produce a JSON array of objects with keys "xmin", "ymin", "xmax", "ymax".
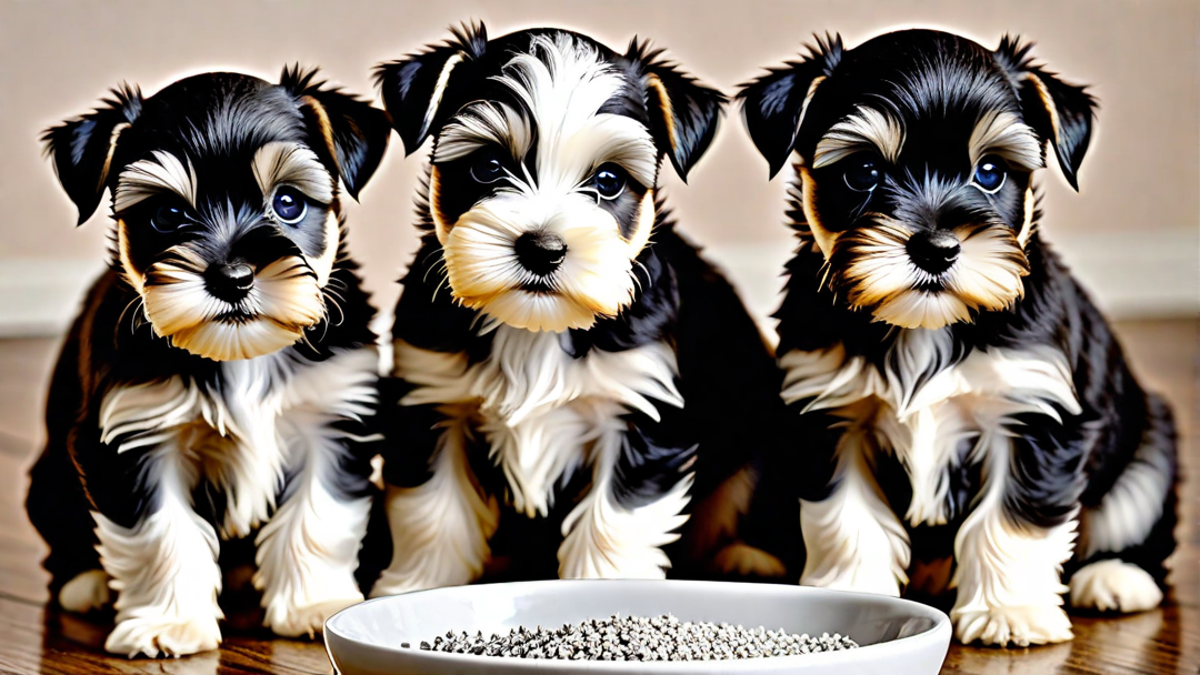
[
  {"xmin": 118, "ymin": 295, "xmax": 145, "ymax": 334},
  {"xmin": 431, "ymin": 272, "xmax": 453, "ymax": 303},
  {"xmin": 422, "ymin": 248, "xmax": 448, "ymax": 285},
  {"xmin": 631, "ymin": 260, "xmax": 650, "ymax": 294}
]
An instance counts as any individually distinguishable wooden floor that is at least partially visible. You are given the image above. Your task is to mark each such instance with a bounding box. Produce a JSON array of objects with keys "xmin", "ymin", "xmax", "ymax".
[{"xmin": 0, "ymin": 319, "xmax": 1196, "ymax": 674}]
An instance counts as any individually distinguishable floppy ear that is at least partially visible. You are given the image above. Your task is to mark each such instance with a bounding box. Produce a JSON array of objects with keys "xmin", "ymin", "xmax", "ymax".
[
  {"xmin": 374, "ymin": 21, "xmax": 488, "ymax": 156},
  {"xmin": 629, "ymin": 39, "xmax": 726, "ymax": 183},
  {"xmin": 737, "ymin": 34, "xmax": 842, "ymax": 179},
  {"xmin": 41, "ymin": 84, "xmax": 142, "ymax": 225},
  {"xmin": 282, "ymin": 65, "xmax": 392, "ymax": 201},
  {"xmin": 996, "ymin": 35, "xmax": 1097, "ymax": 191}
]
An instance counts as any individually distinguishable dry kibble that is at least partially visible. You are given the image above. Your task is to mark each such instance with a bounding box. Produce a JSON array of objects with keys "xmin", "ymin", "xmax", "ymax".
[{"xmin": 408, "ymin": 614, "xmax": 859, "ymax": 661}]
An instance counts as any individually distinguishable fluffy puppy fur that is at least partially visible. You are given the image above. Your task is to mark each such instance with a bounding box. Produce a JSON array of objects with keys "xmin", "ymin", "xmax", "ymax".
[
  {"xmin": 26, "ymin": 67, "xmax": 390, "ymax": 657},
  {"xmin": 737, "ymin": 30, "xmax": 1178, "ymax": 647},
  {"xmin": 365, "ymin": 22, "xmax": 785, "ymax": 595}
]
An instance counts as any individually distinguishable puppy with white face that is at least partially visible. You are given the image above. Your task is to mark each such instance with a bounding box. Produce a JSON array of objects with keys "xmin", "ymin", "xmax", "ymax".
[
  {"xmin": 739, "ymin": 30, "xmax": 1177, "ymax": 647},
  {"xmin": 366, "ymin": 23, "xmax": 786, "ymax": 595},
  {"xmin": 26, "ymin": 67, "xmax": 390, "ymax": 656}
]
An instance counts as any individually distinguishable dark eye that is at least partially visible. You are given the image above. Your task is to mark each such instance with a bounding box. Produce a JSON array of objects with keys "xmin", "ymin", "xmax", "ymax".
[
  {"xmin": 973, "ymin": 155, "xmax": 1007, "ymax": 193},
  {"xmin": 844, "ymin": 156, "xmax": 881, "ymax": 192},
  {"xmin": 593, "ymin": 163, "xmax": 627, "ymax": 199},
  {"xmin": 470, "ymin": 152, "xmax": 506, "ymax": 184},
  {"xmin": 272, "ymin": 187, "xmax": 308, "ymax": 225},
  {"xmin": 150, "ymin": 204, "xmax": 189, "ymax": 233}
]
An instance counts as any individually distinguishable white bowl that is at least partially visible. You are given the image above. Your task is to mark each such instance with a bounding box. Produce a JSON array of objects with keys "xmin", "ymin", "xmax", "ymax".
[{"xmin": 325, "ymin": 580, "xmax": 950, "ymax": 675}]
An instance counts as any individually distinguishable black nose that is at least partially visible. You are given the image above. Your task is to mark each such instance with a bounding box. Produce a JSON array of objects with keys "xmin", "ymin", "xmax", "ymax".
[
  {"xmin": 906, "ymin": 231, "xmax": 961, "ymax": 275},
  {"xmin": 514, "ymin": 231, "xmax": 567, "ymax": 276},
  {"xmin": 205, "ymin": 262, "xmax": 255, "ymax": 303}
]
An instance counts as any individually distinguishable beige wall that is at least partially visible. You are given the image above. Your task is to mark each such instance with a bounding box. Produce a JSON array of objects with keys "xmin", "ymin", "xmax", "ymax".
[{"xmin": 1, "ymin": 0, "xmax": 1196, "ymax": 326}]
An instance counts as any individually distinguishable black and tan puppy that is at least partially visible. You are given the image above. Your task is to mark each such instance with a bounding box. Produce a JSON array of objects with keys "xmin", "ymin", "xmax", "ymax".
[
  {"xmin": 367, "ymin": 22, "xmax": 785, "ymax": 596},
  {"xmin": 738, "ymin": 30, "xmax": 1177, "ymax": 646},
  {"xmin": 26, "ymin": 67, "xmax": 389, "ymax": 656}
]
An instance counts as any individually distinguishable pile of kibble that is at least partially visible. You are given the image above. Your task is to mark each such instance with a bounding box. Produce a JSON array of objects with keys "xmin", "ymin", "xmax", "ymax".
[{"xmin": 402, "ymin": 614, "xmax": 859, "ymax": 661}]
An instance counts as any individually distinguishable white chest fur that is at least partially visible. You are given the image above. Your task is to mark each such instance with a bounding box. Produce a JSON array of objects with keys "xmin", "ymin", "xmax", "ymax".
[
  {"xmin": 394, "ymin": 327, "xmax": 682, "ymax": 516},
  {"xmin": 780, "ymin": 329, "xmax": 1081, "ymax": 526},
  {"xmin": 98, "ymin": 347, "xmax": 378, "ymax": 537}
]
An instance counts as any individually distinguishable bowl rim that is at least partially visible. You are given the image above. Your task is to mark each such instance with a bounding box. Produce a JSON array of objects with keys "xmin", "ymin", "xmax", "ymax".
[{"xmin": 324, "ymin": 579, "xmax": 953, "ymax": 673}]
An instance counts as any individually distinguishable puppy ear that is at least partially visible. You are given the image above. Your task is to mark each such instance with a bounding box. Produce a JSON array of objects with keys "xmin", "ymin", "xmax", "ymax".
[
  {"xmin": 737, "ymin": 34, "xmax": 843, "ymax": 179},
  {"xmin": 629, "ymin": 39, "xmax": 726, "ymax": 183},
  {"xmin": 41, "ymin": 84, "xmax": 142, "ymax": 225},
  {"xmin": 374, "ymin": 21, "xmax": 488, "ymax": 156},
  {"xmin": 282, "ymin": 65, "xmax": 392, "ymax": 201},
  {"xmin": 996, "ymin": 35, "xmax": 1097, "ymax": 191}
]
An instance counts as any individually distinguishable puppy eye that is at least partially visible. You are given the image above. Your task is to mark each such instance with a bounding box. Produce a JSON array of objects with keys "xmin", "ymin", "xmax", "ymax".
[
  {"xmin": 973, "ymin": 155, "xmax": 1007, "ymax": 194},
  {"xmin": 150, "ymin": 204, "xmax": 189, "ymax": 233},
  {"xmin": 470, "ymin": 151, "xmax": 506, "ymax": 184},
  {"xmin": 593, "ymin": 163, "xmax": 627, "ymax": 200},
  {"xmin": 272, "ymin": 187, "xmax": 308, "ymax": 225},
  {"xmin": 843, "ymin": 157, "xmax": 880, "ymax": 192}
]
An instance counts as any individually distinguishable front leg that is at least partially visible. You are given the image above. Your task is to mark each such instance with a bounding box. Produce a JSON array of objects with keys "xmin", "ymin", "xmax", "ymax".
[
  {"xmin": 799, "ymin": 418, "xmax": 911, "ymax": 596},
  {"xmin": 559, "ymin": 404, "xmax": 695, "ymax": 579},
  {"xmin": 950, "ymin": 425, "xmax": 1083, "ymax": 647},
  {"xmin": 82, "ymin": 406, "xmax": 223, "ymax": 657},
  {"xmin": 255, "ymin": 416, "xmax": 375, "ymax": 637},
  {"xmin": 371, "ymin": 404, "xmax": 499, "ymax": 596}
]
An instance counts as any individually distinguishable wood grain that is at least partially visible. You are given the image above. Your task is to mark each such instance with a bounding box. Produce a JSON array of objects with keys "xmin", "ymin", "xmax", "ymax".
[{"xmin": 0, "ymin": 320, "xmax": 1196, "ymax": 674}]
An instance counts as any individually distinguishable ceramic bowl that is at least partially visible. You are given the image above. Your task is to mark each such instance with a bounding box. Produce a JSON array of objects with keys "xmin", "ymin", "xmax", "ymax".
[{"xmin": 325, "ymin": 580, "xmax": 950, "ymax": 674}]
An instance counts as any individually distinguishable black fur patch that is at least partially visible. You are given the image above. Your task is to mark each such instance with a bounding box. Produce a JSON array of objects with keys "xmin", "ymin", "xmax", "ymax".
[
  {"xmin": 740, "ymin": 28, "xmax": 1177, "ymax": 596},
  {"xmin": 28, "ymin": 70, "xmax": 387, "ymax": 600}
]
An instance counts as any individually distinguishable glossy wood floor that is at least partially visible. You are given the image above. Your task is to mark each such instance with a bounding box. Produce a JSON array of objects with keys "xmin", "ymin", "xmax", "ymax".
[{"xmin": 0, "ymin": 320, "xmax": 1196, "ymax": 674}]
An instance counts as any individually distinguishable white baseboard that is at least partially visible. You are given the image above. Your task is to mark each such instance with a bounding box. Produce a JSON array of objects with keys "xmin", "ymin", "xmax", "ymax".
[
  {"xmin": 1, "ymin": 230, "xmax": 1195, "ymax": 338},
  {"xmin": 0, "ymin": 259, "xmax": 107, "ymax": 338}
]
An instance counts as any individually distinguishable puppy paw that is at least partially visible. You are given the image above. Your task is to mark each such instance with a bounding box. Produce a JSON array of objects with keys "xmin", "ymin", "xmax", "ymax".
[
  {"xmin": 952, "ymin": 604, "xmax": 1073, "ymax": 647},
  {"xmin": 266, "ymin": 594, "xmax": 363, "ymax": 639},
  {"xmin": 105, "ymin": 614, "xmax": 221, "ymax": 657},
  {"xmin": 59, "ymin": 570, "xmax": 111, "ymax": 613},
  {"xmin": 713, "ymin": 542, "xmax": 787, "ymax": 578},
  {"xmin": 1069, "ymin": 560, "xmax": 1163, "ymax": 613}
]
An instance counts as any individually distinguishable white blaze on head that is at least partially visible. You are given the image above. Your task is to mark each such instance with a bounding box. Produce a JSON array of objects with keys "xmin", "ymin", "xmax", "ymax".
[{"xmin": 434, "ymin": 33, "xmax": 661, "ymax": 333}]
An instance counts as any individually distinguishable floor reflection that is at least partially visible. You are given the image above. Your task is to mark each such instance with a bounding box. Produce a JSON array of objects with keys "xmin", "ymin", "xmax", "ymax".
[{"xmin": 36, "ymin": 603, "xmax": 332, "ymax": 675}]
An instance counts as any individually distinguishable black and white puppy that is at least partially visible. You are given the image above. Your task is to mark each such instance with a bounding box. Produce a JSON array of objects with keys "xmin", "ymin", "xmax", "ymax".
[
  {"xmin": 26, "ymin": 67, "xmax": 390, "ymax": 656},
  {"xmin": 368, "ymin": 23, "xmax": 784, "ymax": 595},
  {"xmin": 738, "ymin": 30, "xmax": 1178, "ymax": 646}
]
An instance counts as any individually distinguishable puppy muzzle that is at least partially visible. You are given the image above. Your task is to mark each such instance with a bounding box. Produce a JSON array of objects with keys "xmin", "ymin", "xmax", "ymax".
[
  {"xmin": 829, "ymin": 218, "xmax": 1029, "ymax": 330},
  {"xmin": 139, "ymin": 232, "xmax": 327, "ymax": 361},
  {"xmin": 440, "ymin": 193, "xmax": 639, "ymax": 333}
]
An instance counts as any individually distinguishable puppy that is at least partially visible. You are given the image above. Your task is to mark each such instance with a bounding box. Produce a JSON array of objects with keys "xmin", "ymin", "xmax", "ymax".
[
  {"xmin": 737, "ymin": 30, "xmax": 1178, "ymax": 646},
  {"xmin": 26, "ymin": 67, "xmax": 390, "ymax": 656},
  {"xmin": 366, "ymin": 22, "xmax": 785, "ymax": 595}
]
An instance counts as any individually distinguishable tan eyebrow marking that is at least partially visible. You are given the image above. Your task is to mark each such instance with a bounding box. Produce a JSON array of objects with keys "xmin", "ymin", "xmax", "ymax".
[
  {"xmin": 813, "ymin": 106, "xmax": 905, "ymax": 169},
  {"xmin": 251, "ymin": 141, "xmax": 334, "ymax": 204},
  {"xmin": 969, "ymin": 110, "xmax": 1045, "ymax": 171},
  {"xmin": 113, "ymin": 150, "xmax": 197, "ymax": 211}
]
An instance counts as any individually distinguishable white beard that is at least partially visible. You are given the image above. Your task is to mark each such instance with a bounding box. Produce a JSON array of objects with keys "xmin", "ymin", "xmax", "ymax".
[
  {"xmin": 836, "ymin": 220, "xmax": 1029, "ymax": 330},
  {"xmin": 440, "ymin": 191, "xmax": 654, "ymax": 333},
  {"xmin": 140, "ymin": 255, "xmax": 326, "ymax": 361}
]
